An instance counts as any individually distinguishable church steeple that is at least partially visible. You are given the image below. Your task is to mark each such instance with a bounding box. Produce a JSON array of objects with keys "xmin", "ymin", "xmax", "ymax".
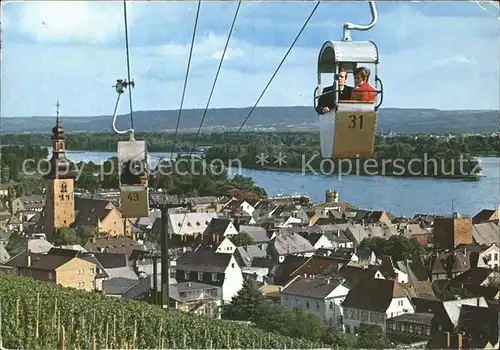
[
  {"xmin": 44, "ymin": 100, "xmax": 75, "ymax": 180},
  {"xmin": 52, "ymin": 100, "xmax": 65, "ymax": 139}
]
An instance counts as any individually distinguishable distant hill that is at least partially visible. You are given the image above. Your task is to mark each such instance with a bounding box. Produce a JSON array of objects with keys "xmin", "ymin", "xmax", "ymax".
[{"xmin": 1, "ymin": 107, "xmax": 498, "ymax": 134}]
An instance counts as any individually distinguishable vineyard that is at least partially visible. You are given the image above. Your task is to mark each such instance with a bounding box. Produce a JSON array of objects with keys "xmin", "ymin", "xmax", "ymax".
[{"xmin": 0, "ymin": 275, "xmax": 328, "ymax": 349}]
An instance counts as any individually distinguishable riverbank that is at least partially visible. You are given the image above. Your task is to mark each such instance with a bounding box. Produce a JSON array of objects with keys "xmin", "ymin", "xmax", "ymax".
[{"xmin": 232, "ymin": 164, "xmax": 482, "ymax": 180}]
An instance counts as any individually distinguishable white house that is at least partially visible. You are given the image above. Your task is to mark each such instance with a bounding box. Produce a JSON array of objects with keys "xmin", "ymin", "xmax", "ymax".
[
  {"xmin": 168, "ymin": 212, "xmax": 219, "ymax": 236},
  {"xmin": 204, "ymin": 218, "xmax": 239, "ymax": 238},
  {"xmin": 280, "ymin": 275, "xmax": 350, "ymax": 329},
  {"xmin": 277, "ymin": 216, "xmax": 303, "ymax": 228},
  {"xmin": 297, "ymin": 231, "xmax": 336, "ymax": 253},
  {"xmin": 480, "ymin": 243, "xmax": 500, "ymax": 269},
  {"xmin": 393, "ymin": 267, "xmax": 409, "ymax": 284},
  {"xmin": 175, "ymin": 251, "xmax": 243, "ymax": 304},
  {"xmin": 342, "ymin": 278, "xmax": 414, "ymax": 335},
  {"xmin": 239, "ymin": 201, "xmax": 255, "ymax": 216},
  {"xmin": 269, "ymin": 233, "xmax": 316, "ymax": 263},
  {"xmin": 213, "ymin": 237, "xmax": 237, "ymax": 254}
]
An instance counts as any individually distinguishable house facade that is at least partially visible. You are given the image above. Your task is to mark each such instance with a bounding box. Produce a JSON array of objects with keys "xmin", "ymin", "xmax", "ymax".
[
  {"xmin": 175, "ymin": 251, "xmax": 243, "ymax": 304},
  {"xmin": 342, "ymin": 279, "xmax": 415, "ymax": 335},
  {"xmin": 280, "ymin": 276, "xmax": 350, "ymax": 329}
]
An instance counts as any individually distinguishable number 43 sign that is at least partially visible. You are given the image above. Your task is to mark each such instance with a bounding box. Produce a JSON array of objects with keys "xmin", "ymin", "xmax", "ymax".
[
  {"xmin": 121, "ymin": 189, "xmax": 148, "ymax": 218},
  {"xmin": 333, "ymin": 111, "xmax": 377, "ymax": 159}
]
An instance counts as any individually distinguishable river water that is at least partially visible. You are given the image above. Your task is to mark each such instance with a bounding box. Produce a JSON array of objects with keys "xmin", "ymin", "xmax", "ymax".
[{"xmin": 52, "ymin": 149, "xmax": 499, "ymax": 218}]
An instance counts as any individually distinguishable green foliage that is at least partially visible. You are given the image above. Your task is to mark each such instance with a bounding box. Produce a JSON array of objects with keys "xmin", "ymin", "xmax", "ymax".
[
  {"xmin": 52, "ymin": 227, "xmax": 81, "ymax": 246},
  {"xmin": 52, "ymin": 227, "xmax": 97, "ymax": 246},
  {"xmin": 0, "ymin": 145, "xmax": 48, "ymax": 182},
  {"xmin": 18, "ymin": 130, "xmax": 484, "ymax": 178},
  {"xmin": 432, "ymin": 279, "xmax": 476, "ymax": 301},
  {"xmin": 361, "ymin": 235, "xmax": 424, "ymax": 262},
  {"xmin": 5, "ymin": 232, "xmax": 29, "ymax": 256},
  {"xmin": 227, "ymin": 278, "xmax": 383, "ymax": 348},
  {"xmin": 227, "ymin": 279, "xmax": 264, "ymax": 321},
  {"xmin": 0, "ymin": 275, "xmax": 326, "ymax": 349},
  {"xmin": 230, "ymin": 231, "xmax": 255, "ymax": 247},
  {"xmin": 356, "ymin": 324, "xmax": 391, "ymax": 348}
]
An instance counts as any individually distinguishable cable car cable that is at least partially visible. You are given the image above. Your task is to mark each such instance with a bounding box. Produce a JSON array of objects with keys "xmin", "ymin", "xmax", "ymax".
[
  {"xmin": 123, "ymin": 0, "xmax": 135, "ymax": 130},
  {"xmin": 170, "ymin": 0, "xmax": 202, "ymax": 164},
  {"xmin": 236, "ymin": 1, "xmax": 320, "ymax": 133},
  {"xmin": 176, "ymin": 2, "xmax": 241, "ymax": 237},
  {"xmin": 163, "ymin": 1, "xmax": 201, "ymax": 232},
  {"xmin": 189, "ymin": 1, "xmax": 241, "ymax": 155}
]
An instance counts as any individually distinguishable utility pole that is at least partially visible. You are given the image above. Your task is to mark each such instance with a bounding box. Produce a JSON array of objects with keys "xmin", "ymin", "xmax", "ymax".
[
  {"xmin": 151, "ymin": 199, "xmax": 191, "ymax": 309},
  {"xmin": 142, "ymin": 250, "xmax": 161, "ymax": 305}
]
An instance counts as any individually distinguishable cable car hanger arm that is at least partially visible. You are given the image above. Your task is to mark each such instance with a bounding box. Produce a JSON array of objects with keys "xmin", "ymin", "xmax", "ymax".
[
  {"xmin": 112, "ymin": 78, "xmax": 135, "ymax": 139},
  {"xmin": 343, "ymin": 1, "xmax": 378, "ymax": 41}
]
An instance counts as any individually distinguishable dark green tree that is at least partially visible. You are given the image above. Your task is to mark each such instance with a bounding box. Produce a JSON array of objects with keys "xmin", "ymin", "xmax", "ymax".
[
  {"xmin": 228, "ymin": 278, "xmax": 264, "ymax": 321},
  {"xmin": 52, "ymin": 227, "xmax": 81, "ymax": 246},
  {"xmin": 230, "ymin": 231, "xmax": 254, "ymax": 247}
]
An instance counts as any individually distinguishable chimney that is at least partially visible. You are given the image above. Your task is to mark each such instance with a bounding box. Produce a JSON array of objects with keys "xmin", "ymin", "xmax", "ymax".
[
  {"xmin": 326, "ymin": 278, "xmax": 330, "ymax": 284},
  {"xmin": 27, "ymin": 249, "xmax": 31, "ymax": 267}
]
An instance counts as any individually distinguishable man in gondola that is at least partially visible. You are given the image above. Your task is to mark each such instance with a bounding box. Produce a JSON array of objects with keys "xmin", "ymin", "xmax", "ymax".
[
  {"xmin": 316, "ymin": 68, "xmax": 353, "ymax": 114},
  {"xmin": 121, "ymin": 159, "xmax": 144, "ymax": 186}
]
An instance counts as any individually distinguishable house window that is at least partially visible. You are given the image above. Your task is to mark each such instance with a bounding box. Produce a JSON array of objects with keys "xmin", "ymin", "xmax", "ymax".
[
  {"xmin": 316, "ymin": 301, "xmax": 320, "ymax": 310},
  {"xmin": 361, "ymin": 311, "xmax": 368, "ymax": 322},
  {"xmin": 494, "ymin": 253, "xmax": 498, "ymax": 261},
  {"xmin": 211, "ymin": 273, "xmax": 217, "ymax": 282},
  {"xmin": 48, "ymin": 272, "xmax": 53, "ymax": 279},
  {"xmin": 231, "ymin": 263, "xmax": 234, "ymax": 268},
  {"xmin": 184, "ymin": 271, "xmax": 190, "ymax": 280},
  {"xmin": 285, "ymin": 297, "xmax": 289, "ymax": 306},
  {"xmin": 329, "ymin": 302, "xmax": 333, "ymax": 310},
  {"xmin": 197, "ymin": 272, "xmax": 203, "ymax": 281},
  {"xmin": 398, "ymin": 300, "xmax": 403, "ymax": 306},
  {"xmin": 305, "ymin": 301, "xmax": 309, "ymax": 309},
  {"xmin": 90, "ymin": 268, "xmax": 95, "ymax": 275}
]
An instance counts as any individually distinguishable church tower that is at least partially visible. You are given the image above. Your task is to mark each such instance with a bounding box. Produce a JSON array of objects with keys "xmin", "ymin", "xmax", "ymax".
[{"xmin": 44, "ymin": 101, "xmax": 76, "ymax": 234}]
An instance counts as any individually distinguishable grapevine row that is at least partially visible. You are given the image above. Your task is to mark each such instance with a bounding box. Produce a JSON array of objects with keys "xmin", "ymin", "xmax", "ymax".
[{"xmin": 0, "ymin": 275, "xmax": 329, "ymax": 349}]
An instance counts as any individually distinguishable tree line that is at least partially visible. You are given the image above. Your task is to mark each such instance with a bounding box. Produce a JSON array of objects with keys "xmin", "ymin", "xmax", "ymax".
[
  {"xmin": 0, "ymin": 145, "xmax": 267, "ymax": 203},
  {"xmin": 1, "ymin": 132, "xmax": 498, "ymax": 156}
]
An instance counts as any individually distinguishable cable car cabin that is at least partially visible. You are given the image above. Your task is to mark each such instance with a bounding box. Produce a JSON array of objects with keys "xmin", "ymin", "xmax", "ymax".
[
  {"xmin": 314, "ymin": 40, "xmax": 383, "ymax": 159},
  {"xmin": 117, "ymin": 140, "xmax": 149, "ymax": 218}
]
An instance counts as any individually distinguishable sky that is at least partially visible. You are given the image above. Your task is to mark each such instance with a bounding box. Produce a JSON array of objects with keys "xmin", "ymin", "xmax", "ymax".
[{"xmin": 1, "ymin": 0, "xmax": 499, "ymax": 118}]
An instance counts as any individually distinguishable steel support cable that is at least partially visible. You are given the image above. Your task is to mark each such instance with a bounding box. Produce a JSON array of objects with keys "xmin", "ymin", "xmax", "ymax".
[
  {"xmin": 123, "ymin": 0, "xmax": 135, "ymax": 130},
  {"xmin": 170, "ymin": 0, "xmax": 202, "ymax": 163},
  {"xmin": 178, "ymin": 1, "xmax": 241, "ymax": 240},
  {"xmin": 160, "ymin": 1, "xmax": 201, "ymax": 233},
  {"xmin": 236, "ymin": 1, "xmax": 320, "ymax": 133},
  {"xmin": 189, "ymin": 1, "xmax": 242, "ymax": 155}
]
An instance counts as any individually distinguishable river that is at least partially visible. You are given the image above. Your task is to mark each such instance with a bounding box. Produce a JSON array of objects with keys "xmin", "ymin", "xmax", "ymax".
[{"xmin": 52, "ymin": 149, "xmax": 499, "ymax": 218}]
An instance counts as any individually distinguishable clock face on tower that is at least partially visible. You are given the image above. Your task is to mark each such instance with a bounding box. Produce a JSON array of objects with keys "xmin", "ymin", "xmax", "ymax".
[{"xmin": 60, "ymin": 181, "xmax": 68, "ymax": 193}]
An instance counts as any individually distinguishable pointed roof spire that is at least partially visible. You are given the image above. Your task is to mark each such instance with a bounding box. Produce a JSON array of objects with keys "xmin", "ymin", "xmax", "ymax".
[
  {"xmin": 52, "ymin": 100, "xmax": 64, "ymax": 137},
  {"xmin": 56, "ymin": 100, "xmax": 61, "ymax": 120}
]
